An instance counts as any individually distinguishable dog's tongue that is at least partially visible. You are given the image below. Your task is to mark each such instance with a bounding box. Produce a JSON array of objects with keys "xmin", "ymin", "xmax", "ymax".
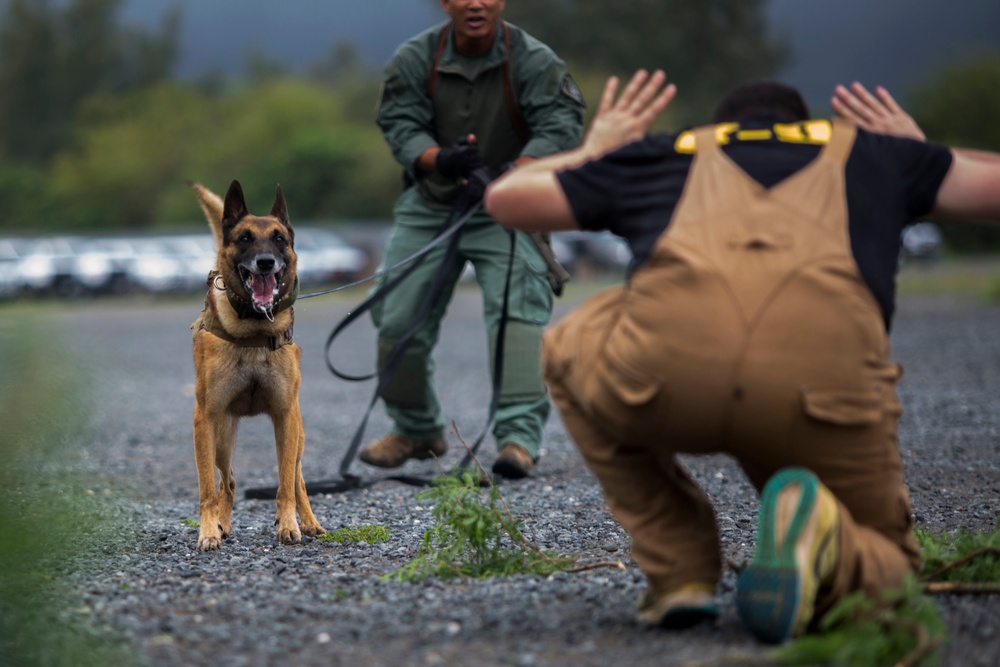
[{"xmin": 251, "ymin": 274, "xmax": 277, "ymax": 304}]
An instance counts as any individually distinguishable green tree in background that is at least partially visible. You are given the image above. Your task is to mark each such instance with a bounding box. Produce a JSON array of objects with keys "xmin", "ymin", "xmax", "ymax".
[
  {"xmin": 503, "ymin": 0, "xmax": 788, "ymax": 123},
  {"xmin": 49, "ymin": 80, "xmax": 399, "ymax": 230},
  {"xmin": 911, "ymin": 56, "xmax": 1000, "ymax": 152},
  {"xmin": 910, "ymin": 55, "xmax": 1000, "ymax": 251},
  {"xmin": 0, "ymin": 0, "xmax": 178, "ymax": 166}
]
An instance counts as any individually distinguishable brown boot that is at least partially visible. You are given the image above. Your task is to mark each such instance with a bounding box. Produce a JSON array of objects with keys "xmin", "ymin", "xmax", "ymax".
[
  {"xmin": 358, "ymin": 434, "xmax": 447, "ymax": 468},
  {"xmin": 492, "ymin": 443, "xmax": 534, "ymax": 479}
]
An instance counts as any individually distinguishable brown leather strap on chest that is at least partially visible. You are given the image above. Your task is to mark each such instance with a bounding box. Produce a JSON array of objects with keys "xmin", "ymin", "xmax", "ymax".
[
  {"xmin": 193, "ymin": 296, "xmax": 294, "ymax": 351},
  {"xmin": 427, "ymin": 21, "xmax": 528, "ymax": 144}
]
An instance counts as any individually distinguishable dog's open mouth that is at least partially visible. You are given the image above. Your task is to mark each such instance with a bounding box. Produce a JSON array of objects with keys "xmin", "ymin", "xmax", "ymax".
[{"xmin": 239, "ymin": 266, "xmax": 283, "ymax": 320}]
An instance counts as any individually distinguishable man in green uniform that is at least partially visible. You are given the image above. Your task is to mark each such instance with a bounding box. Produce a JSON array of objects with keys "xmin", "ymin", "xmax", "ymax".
[{"xmin": 360, "ymin": 0, "xmax": 585, "ymax": 478}]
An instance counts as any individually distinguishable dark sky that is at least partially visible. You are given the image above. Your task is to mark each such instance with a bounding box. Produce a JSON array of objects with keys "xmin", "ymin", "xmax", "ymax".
[{"xmin": 124, "ymin": 0, "xmax": 1000, "ymax": 111}]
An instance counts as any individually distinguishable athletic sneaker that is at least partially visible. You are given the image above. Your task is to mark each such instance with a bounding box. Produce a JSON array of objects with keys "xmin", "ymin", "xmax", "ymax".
[
  {"xmin": 736, "ymin": 467, "xmax": 840, "ymax": 643},
  {"xmin": 636, "ymin": 582, "xmax": 719, "ymax": 629}
]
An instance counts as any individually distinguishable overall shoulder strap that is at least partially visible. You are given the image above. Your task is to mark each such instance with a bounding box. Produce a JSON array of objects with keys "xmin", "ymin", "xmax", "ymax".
[
  {"xmin": 822, "ymin": 118, "xmax": 857, "ymax": 166},
  {"xmin": 501, "ymin": 22, "xmax": 529, "ymax": 144},
  {"xmin": 427, "ymin": 22, "xmax": 451, "ymax": 98},
  {"xmin": 693, "ymin": 125, "xmax": 722, "ymax": 156},
  {"xmin": 426, "ymin": 21, "xmax": 529, "ymax": 145}
]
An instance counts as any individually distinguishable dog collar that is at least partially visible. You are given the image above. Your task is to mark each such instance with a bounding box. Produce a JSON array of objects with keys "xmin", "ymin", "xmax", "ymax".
[{"xmin": 209, "ymin": 269, "xmax": 298, "ymax": 321}]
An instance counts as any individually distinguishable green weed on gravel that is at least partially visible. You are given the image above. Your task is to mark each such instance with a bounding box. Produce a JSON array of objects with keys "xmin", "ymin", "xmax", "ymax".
[
  {"xmin": 319, "ymin": 525, "xmax": 391, "ymax": 544},
  {"xmin": 0, "ymin": 316, "xmax": 138, "ymax": 667},
  {"xmin": 388, "ymin": 470, "xmax": 576, "ymax": 582},
  {"xmin": 917, "ymin": 523, "xmax": 1000, "ymax": 585}
]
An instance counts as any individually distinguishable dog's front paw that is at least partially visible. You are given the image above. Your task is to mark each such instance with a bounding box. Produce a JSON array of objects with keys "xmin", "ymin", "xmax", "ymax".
[
  {"xmin": 197, "ymin": 535, "xmax": 223, "ymax": 551},
  {"xmin": 301, "ymin": 523, "xmax": 325, "ymax": 538},
  {"xmin": 277, "ymin": 525, "xmax": 303, "ymax": 544}
]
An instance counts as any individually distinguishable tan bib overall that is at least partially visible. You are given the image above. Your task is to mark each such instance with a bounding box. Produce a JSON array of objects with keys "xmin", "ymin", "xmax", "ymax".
[{"xmin": 544, "ymin": 120, "xmax": 920, "ymax": 608}]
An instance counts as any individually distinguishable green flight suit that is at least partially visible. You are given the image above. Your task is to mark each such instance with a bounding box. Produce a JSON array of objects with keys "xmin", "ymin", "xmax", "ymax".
[{"xmin": 373, "ymin": 20, "xmax": 585, "ymax": 458}]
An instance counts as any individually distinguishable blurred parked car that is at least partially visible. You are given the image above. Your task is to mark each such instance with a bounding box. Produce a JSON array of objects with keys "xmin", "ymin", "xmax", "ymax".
[
  {"xmin": 159, "ymin": 234, "xmax": 216, "ymax": 292},
  {"xmin": 72, "ymin": 237, "xmax": 139, "ymax": 295},
  {"xmin": 554, "ymin": 230, "xmax": 632, "ymax": 277},
  {"xmin": 14, "ymin": 236, "xmax": 84, "ymax": 296},
  {"xmin": 901, "ymin": 221, "xmax": 943, "ymax": 260},
  {"xmin": 0, "ymin": 239, "xmax": 24, "ymax": 298},
  {"xmin": 127, "ymin": 238, "xmax": 192, "ymax": 293},
  {"xmin": 294, "ymin": 227, "xmax": 368, "ymax": 286}
]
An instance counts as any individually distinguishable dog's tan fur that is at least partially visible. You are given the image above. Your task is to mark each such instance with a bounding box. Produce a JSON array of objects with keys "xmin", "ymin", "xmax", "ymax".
[{"xmin": 190, "ymin": 180, "xmax": 324, "ymax": 551}]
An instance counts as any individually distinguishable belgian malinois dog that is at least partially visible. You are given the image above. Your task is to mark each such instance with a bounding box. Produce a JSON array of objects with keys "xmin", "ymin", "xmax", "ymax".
[{"xmin": 189, "ymin": 180, "xmax": 324, "ymax": 551}]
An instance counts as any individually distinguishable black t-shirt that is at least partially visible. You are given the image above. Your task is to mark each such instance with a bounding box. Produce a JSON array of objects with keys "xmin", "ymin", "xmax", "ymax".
[{"xmin": 556, "ymin": 119, "xmax": 954, "ymax": 329}]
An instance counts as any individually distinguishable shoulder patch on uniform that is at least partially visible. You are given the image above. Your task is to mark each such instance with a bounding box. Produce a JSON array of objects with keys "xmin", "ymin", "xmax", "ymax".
[
  {"xmin": 374, "ymin": 81, "xmax": 386, "ymax": 120},
  {"xmin": 561, "ymin": 75, "xmax": 586, "ymax": 107}
]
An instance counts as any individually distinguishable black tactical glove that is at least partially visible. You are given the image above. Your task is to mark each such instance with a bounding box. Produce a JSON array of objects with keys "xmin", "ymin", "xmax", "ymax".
[
  {"xmin": 435, "ymin": 137, "xmax": 483, "ymax": 179},
  {"xmin": 462, "ymin": 162, "xmax": 516, "ymax": 205}
]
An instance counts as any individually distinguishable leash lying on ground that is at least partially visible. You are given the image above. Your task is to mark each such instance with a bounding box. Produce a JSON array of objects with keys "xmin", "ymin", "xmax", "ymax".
[{"xmin": 244, "ymin": 168, "xmax": 521, "ymax": 499}]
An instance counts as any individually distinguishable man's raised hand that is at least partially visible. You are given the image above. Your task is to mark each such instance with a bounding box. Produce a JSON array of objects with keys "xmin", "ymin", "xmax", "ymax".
[
  {"xmin": 832, "ymin": 82, "xmax": 925, "ymax": 141},
  {"xmin": 583, "ymin": 70, "xmax": 677, "ymax": 158}
]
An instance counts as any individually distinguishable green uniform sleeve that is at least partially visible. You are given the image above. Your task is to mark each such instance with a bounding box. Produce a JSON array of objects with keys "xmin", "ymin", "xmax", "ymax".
[
  {"xmin": 516, "ymin": 43, "xmax": 586, "ymax": 159},
  {"xmin": 375, "ymin": 43, "xmax": 438, "ymax": 174}
]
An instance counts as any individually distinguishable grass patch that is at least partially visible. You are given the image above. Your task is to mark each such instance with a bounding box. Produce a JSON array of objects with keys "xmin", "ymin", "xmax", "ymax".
[
  {"xmin": 896, "ymin": 257, "xmax": 1000, "ymax": 299},
  {"xmin": 987, "ymin": 276, "xmax": 1000, "ymax": 304},
  {"xmin": 0, "ymin": 316, "xmax": 139, "ymax": 667},
  {"xmin": 917, "ymin": 523, "xmax": 1000, "ymax": 584},
  {"xmin": 318, "ymin": 525, "xmax": 391, "ymax": 544},
  {"xmin": 388, "ymin": 469, "xmax": 576, "ymax": 582}
]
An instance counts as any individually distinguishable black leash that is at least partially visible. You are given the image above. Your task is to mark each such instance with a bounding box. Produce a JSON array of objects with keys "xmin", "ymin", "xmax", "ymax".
[{"xmin": 244, "ymin": 169, "xmax": 515, "ymax": 499}]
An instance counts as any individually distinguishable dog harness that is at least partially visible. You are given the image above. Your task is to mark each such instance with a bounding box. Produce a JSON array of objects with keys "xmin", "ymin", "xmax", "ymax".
[{"xmin": 192, "ymin": 270, "xmax": 295, "ymax": 350}]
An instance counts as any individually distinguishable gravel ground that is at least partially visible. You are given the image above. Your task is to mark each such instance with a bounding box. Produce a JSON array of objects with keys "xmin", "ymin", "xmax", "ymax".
[{"xmin": 37, "ymin": 270, "xmax": 1000, "ymax": 666}]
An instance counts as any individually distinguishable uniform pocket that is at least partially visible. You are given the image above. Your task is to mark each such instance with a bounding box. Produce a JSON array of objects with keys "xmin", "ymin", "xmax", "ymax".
[
  {"xmin": 512, "ymin": 236, "xmax": 554, "ymax": 326},
  {"xmin": 801, "ymin": 386, "xmax": 882, "ymax": 426}
]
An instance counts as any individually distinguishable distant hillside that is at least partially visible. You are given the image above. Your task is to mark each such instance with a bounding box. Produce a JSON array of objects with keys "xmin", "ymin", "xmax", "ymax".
[
  {"xmin": 768, "ymin": 0, "xmax": 1000, "ymax": 108},
  {"xmin": 122, "ymin": 0, "xmax": 1000, "ymax": 110}
]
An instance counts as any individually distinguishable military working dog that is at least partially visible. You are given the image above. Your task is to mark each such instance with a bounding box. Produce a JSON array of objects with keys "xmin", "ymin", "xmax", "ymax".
[{"xmin": 189, "ymin": 180, "xmax": 324, "ymax": 551}]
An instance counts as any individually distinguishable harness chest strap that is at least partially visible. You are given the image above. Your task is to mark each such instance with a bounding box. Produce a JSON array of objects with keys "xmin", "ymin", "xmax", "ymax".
[{"xmin": 192, "ymin": 307, "xmax": 293, "ymax": 350}]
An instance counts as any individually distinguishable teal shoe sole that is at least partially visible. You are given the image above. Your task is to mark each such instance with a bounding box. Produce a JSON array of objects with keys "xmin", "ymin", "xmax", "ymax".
[{"xmin": 736, "ymin": 467, "xmax": 820, "ymax": 643}]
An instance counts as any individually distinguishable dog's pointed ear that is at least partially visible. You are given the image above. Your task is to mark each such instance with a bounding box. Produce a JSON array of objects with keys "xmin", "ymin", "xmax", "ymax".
[
  {"xmin": 221, "ymin": 180, "xmax": 250, "ymax": 243},
  {"xmin": 270, "ymin": 184, "xmax": 290, "ymax": 227}
]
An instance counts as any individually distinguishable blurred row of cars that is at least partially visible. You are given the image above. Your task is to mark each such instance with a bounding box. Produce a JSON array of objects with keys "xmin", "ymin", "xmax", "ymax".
[
  {"xmin": 0, "ymin": 228, "xmax": 370, "ymax": 300},
  {"xmin": 0, "ymin": 222, "xmax": 939, "ymax": 301}
]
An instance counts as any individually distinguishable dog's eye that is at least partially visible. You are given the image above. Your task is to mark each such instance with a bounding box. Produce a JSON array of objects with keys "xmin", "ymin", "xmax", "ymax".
[
  {"xmin": 238, "ymin": 232, "xmax": 253, "ymax": 246},
  {"xmin": 274, "ymin": 233, "xmax": 287, "ymax": 247}
]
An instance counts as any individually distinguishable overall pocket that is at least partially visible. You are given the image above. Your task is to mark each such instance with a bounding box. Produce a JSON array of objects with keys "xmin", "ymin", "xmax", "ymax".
[{"xmin": 801, "ymin": 386, "xmax": 883, "ymax": 426}]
